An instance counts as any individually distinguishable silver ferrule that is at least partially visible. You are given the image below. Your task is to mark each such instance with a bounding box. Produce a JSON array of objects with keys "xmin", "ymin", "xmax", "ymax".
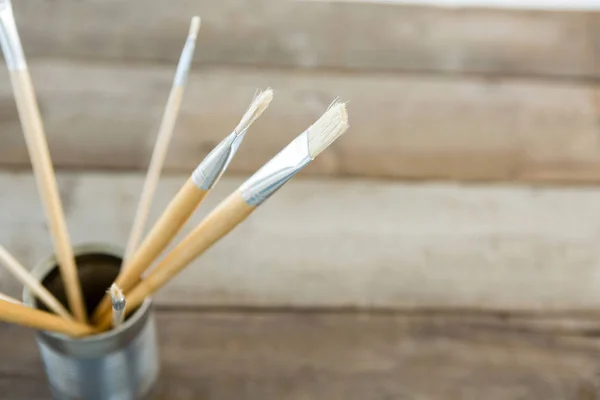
[
  {"xmin": 111, "ymin": 298, "xmax": 126, "ymax": 312},
  {"xmin": 111, "ymin": 296, "xmax": 126, "ymax": 327},
  {"xmin": 239, "ymin": 130, "xmax": 312, "ymax": 206},
  {"xmin": 0, "ymin": 1, "xmax": 25, "ymax": 70},
  {"xmin": 173, "ymin": 35, "xmax": 197, "ymax": 87},
  {"xmin": 191, "ymin": 129, "xmax": 247, "ymax": 190}
]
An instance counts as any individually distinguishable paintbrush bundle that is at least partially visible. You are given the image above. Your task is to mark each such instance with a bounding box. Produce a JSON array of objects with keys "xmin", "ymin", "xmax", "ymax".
[{"xmin": 0, "ymin": 0, "xmax": 350, "ymax": 339}]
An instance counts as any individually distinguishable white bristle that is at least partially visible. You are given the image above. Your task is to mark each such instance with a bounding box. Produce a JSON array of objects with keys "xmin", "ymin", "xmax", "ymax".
[
  {"xmin": 189, "ymin": 16, "xmax": 201, "ymax": 39},
  {"xmin": 234, "ymin": 88, "xmax": 274, "ymax": 135},
  {"xmin": 0, "ymin": 0, "xmax": 9, "ymax": 10},
  {"xmin": 109, "ymin": 283, "xmax": 124, "ymax": 302},
  {"xmin": 307, "ymin": 101, "xmax": 349, "ymax": 158}
]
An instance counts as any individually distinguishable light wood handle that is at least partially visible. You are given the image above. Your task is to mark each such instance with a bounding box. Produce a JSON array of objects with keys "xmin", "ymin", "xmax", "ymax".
[
  {"xmin": 0, "ymin": 293, "xmax": 23, "ymax": 305},
  {"xmin": 0, "ymin": 245, "xmax": 73, "ymax": 320},
  {"xmin": 123, "ymin": 86, "xmax": 184, "ymax": 262},
  {"xmin": 10, "ymin": 69, "xmax": 87, "ymax": 323},
  {"xmin": 0, "ymin": 300, "xmax": 95, "ymax": 337},
  {"xmin": 97, "ymin": 191, "xmax": 255, "ymax": 330},
  {"xmin": 91, "ymin": 177, "xmax": 207, "ymax": 323}
]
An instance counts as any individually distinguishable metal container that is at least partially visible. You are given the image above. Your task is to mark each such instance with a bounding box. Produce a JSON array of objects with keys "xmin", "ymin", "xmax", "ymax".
[{"xmin": 22, "ymin": 243, "xmax": 160, "ymax": 400}]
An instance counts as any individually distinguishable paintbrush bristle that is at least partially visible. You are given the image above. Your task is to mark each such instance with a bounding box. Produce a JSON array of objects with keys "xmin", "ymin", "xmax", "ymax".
[
  {"xmin": 234, "ymin": 88, "xmax": 274, "ymax": 135},
  {"xmin": 307, "ymin": 101, "xmax": 349, "ymax": 158},
  {"xmin": 189, "ymin": 16, "xmax": 201, "ymax": 39},
  {"xmin": 0, "ymin": 0, "xmax": 9, "ymax": 10},
  {"xmin": 108, "ymin": 283, "xmax": 124, "ymax": 302}
]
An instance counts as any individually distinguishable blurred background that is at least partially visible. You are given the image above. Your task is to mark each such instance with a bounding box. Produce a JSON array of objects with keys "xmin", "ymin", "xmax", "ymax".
[{"xmin": 3, "ymin": 0, "xmax": 600, "ymax": 398}]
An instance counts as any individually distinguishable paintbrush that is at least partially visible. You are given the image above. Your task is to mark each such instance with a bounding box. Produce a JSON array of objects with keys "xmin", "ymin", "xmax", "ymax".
[
  {"xmin": 0, "ymin": 245, "xmax": 74, "ymax": 320},
  {"xmin": 0, "ymin": 0, "xmax": 87, "ymax": 322},
  {"xmin": 109, "ymin": 283, "xmax": 126, "ymax": 328},
  {"xmin": 0, "ymin": 299, "xmax": 95, "ymax": 337},
  {"xmin": 91, "ymin": 88, "xmax": 273, "ymax": 323},
  {"xmin": 123, "ymin": 16, "xmax": 201, "ymax": 264},
  {"xmin": 0, "ymin": 292, "xmax": 22, "ymax": 305},
  {"xmin": 96, "ymin": 100, "xmax": 349, "ymax": 330}
]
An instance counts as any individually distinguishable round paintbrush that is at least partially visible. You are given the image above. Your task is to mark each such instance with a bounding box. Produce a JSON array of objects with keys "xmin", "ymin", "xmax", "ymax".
[
  {"xmin": 123, "ymin": 16, "xmax": 202, "ymax": 265},
  {"xmin": 0, "ymin": 245, "xmax": 74, "ymax": 320},
  {"xmin": 0, "ymin": 0, "xmax": 87, "ymax": 323}
]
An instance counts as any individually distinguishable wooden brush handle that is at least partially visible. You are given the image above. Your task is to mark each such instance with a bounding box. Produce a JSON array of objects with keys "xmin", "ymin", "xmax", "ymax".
[
  {"xmin": 10, "ymin": 70, "xmax": 87, "ymax": 323},
  {"xmin": 0, "ymin": 300, "xmax": 95, "ymax": 337},
  {"xmin": 123, "ymin": 85, "xmax": 184, "ymax": 262},
  {"xmin": 0, "ymin": 246, "xmax": 73, "ymax": 320},
  {"xmin": 91, "ymin": 177, "xmax": 207, "ymax": 323},
  {"xmin": 0, "ymin": 293, "xmax": 22, "ymax": 305},
  {"xmin": 97, "ymin": 191, "xmax": 255, "ymax": 330}
]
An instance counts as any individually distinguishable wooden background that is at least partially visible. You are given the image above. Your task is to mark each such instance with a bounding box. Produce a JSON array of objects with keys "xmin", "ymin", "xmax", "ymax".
[{"xmin": 4, "ymin": 1, "xmax": 600, "ymax": 398}]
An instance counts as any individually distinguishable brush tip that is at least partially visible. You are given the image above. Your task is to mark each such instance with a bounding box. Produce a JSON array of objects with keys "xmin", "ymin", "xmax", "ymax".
[
  {"xmin": 189, "ymin": 16, "xmax": 201, "ymax": 38},
  {"xmin": 234, "ymin": 87, "xmax": 274, "ymax": 135},
  {"xmin": 255, "ymin": 87, "xmax": 274, "ymax": 111},
  {"xmin": 307, "ymin": 101, "xmax": 349, "ymax": 158},
  {"xmin": 108, "ymin": 283, "xmax": 124, "ymax": 302}
]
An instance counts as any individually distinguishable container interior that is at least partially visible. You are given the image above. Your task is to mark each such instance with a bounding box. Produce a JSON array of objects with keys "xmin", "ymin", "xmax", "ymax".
[{"xmin": 35, "ymin": 252, "xmax": 137, "ymax": 320}]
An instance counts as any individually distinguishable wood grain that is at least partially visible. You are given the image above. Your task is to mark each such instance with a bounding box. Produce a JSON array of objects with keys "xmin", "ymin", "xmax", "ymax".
[
  {"xmin": 3, "ymin": 171, "xmax": 600, "ymax": 312},
  {"xmin": 10, "ymin": 0, "xmax": 600, "ymax": 79},
  {"xmin": 2, "ymin": 61, "xmax": 600, "ymax": 183},
  {"xmin": 3, "ymin": 310, "xmax": 600, "ymax": 399}
]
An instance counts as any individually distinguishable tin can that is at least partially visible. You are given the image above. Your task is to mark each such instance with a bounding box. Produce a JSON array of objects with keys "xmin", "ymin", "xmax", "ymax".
[{"xmin": 22, "ymin": 243, "xmax": 160, "ymax": 400}]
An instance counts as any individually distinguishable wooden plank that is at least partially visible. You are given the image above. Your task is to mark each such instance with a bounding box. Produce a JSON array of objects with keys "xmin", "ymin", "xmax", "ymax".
[
  {"xmin": 322, "ymin": 0, "xmax": 600, "ymax": 10},
  {"xmin": 10, "ymin": 0, "xmax": 600, "ymax": 79},
  {"xmin": 2, "ymin": 61, "xmax": 600, "ymax": 183},
  {"xmin": 3, "ymin": 171, "xmax": 600, "ymax": 312},
  {"xmin": 3, "ymin": 310, "xmax": 600, "ymax": 399}
]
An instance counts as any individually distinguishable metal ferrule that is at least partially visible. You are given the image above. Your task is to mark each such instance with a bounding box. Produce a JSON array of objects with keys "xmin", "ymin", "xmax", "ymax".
[
  {"xmin": 0, "ymin": 0, "xmax": 27, "ymax": 70},
  {"xmin": 111, "ymin": 298, "xmax": 126, "ymax": 312},
  {"xmin": 240, "ymin": 130, "xmax": 312, "ymax": 206},
  {"xmin": 0, "ymin": 1, "xmax": 26, "ymax": 70},
  {"xmin": 191, "ymin": 129, "xmax": 248, "ymax": 190},
  {"xmin": 173, "ymin": 35, "xmax": 197, "ymax": 87}
]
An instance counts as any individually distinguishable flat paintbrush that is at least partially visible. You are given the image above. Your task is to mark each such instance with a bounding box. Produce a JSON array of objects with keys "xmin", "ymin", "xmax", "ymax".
[
  {"xmin": 96, "ymin": 100, "xmax": 349, "ymax": 331},
  {"xmin": 91, "ymin": 88, "xmax": 273, "ymax": 323},
  {"xmin": 0, "ymin": 0, "xmax": 87, "ymax": 322}
]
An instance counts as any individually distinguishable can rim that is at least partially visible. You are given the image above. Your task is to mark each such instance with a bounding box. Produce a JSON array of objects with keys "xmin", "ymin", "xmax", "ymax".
[{"xmin": 22, "ymin": 242, "xmax": 153, "ymax": 343}]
